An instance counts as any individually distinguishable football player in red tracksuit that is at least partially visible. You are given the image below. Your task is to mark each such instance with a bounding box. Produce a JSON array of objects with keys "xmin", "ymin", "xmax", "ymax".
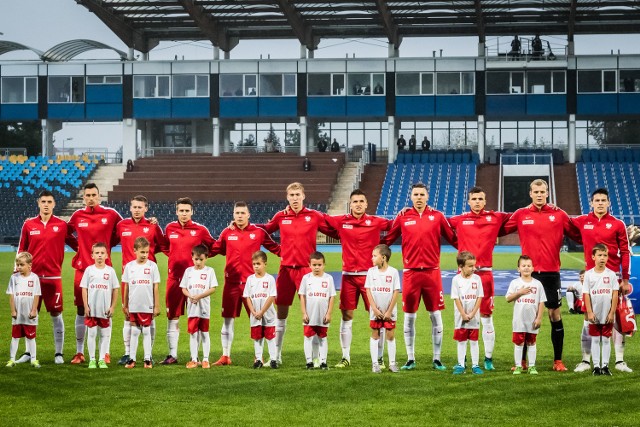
[
  {"xmin": 503, "ymin": 178, "xmax": 581, "ymax": 372},
  {"xmin": 262, "ymin": 182, "xmax": 335, "ymax": 364},
  {"xmin": 570, "ymin": 187, "xmax": 633, "ymax": 373},
  {"xmin": 115, "ymin": 195, "xmax": 167, "ymax": 365},
  {"xmin": 209, "ymin": 201, "xmax": 281, "ymax": 366},
  {"xmin": 67, "ymin": 183, "xmax": 123, "ymax": 364},
  {"xmin": 160, "ymin": 197, "xmax": 215, "ymax": 365},
  {"xmin": 324, "ymin": 189, "xmax": 392, "ymax": 369},
  {"xmin": 448, "ymin": 186, "xmax": 512, "ymax": 371},
  {"xmin": 382, "ymin": 183, "xmax": 456, "ymax": 371},
  {"xmin": 17, "ymin": 190, "xmax": 78, "ymax": 365}
]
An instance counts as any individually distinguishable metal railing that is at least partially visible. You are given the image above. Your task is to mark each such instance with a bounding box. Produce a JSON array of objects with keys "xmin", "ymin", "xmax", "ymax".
[
  {"xmin": 56, "ymin": 147, "xmax": 122, "ymax": 164},
  {"xmin": 0, "ymin": 147, "xmax": 28, "ymax": 157}
]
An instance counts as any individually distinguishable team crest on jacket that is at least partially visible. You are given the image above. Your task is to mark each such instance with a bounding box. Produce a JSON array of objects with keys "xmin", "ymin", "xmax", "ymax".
[
  {"xmin": 428, "ymin": 215, "xmax": 435, "ymax": 221},
  {"xmin": 531, "ymin": 287, "xmax": 537, "ymax": 294},
  {"xmin": 249, "ymin": 233, "xmax": 256, "ymax": 240},
  {"xmin": 305, "ymin": 216, "xmax": 311, "ymax": 222},
  {"xmin": 143, "ymin": 227, "xmax": 149, "ymax": 233},
  {"xmin": 103, "ymin": 273, "xmax": 110, "ymax": 280},
  {"xmin": 365, "ymin": 219, "xmax": 371, "ymax": 226},
  {"xmin": 101, "ymin": 218, "xmax": 107, "ymax": 224},
  {"xmin": 386, "ymin": 276, "xmax": 392, "ymax": 283},
  {"xmin": 262, "ymin": 281, "xmax": 269, "ymax": 288},
  {"xmin": 549, "ymin": 215, "xmax": 556, "ymax": 222},
  {"xmin": 472, "ymin": 282, "xmax": 477, "ymax": 289},
  {"xmin": 606, "ymin": 223, "xmax": 612, "ymax": 229},
  {"xmin": 53, "ymin": 226, "xmax": 59, "ymax": 232},
  {"xmin": 144, "ymin": 268, "xmax": 150, "ymax": 274},
  {"xmin": 200, "ymin": 274, "xmax": 207, "ymax": 280},
  {"xmin": 28, "ymin": 281, "xmax": 34, "ymax": 287},
  {"xmin": 486, "ymin": 216, "xmax": 492, "ymax": 222},
  {"xmin": 322, "ymin": 281, "xmax": 328, "ymax": 288},
  {"xmin": 190, "ymin": 230, "xmax": 196, "ymax": 236}
]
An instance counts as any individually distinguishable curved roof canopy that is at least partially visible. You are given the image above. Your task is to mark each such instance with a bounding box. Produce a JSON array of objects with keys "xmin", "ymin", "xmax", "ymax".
[
  {"xmin": 0, "ymin": 40, "xmax": 44, "ymax": 58},
  {"xmin": 41, "ymin": 39, "xmax": 127, "ymax": 62},
  {"xmin": 76, "ymin": 0, "xmax": 640, "ymax": 53}
]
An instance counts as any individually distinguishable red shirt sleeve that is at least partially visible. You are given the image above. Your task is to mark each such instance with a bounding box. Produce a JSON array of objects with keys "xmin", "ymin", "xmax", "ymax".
[
  {"xmin": 317, "ymin": 212, "xmax": 339, "ymax": 240},
  {"xmin": 381, "ymin": 215, "xmax": 402, "ymax": 245},
  {"xmin": 263, "ymin": 211, "xmax": 281, "ymax": 234},
  {"xmin": 440, "ymin": 214, "xmax": 457, "ymax": 247},
  {"xmin": 209, "ymin": 230, "xmax": 227, "ymax": 257},
  {"xmin": 618, "ymin": 221, "xmax": 632, "ymax": 280},
  {"xmin": 261, "ymin": 229, "xmax": 281, "ymax": 257}
]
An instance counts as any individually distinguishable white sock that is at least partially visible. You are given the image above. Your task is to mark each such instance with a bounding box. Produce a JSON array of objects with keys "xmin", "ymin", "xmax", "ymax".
[
  {"xmin": 167, "ymin": 320, "xmax": 180, "ymax": 358},
  {"xmin": 142, "ymin": 326, "xmax": 152, "ymax": 361},
  {"xmin": 200, "ymin": 331, "xmax": 210, "ymax": 361},
  {"xmin": 104, "ymin": 318, "xmax": 112, "ymax": 356},
  {"xmin": 378, "ymin": 328, "xmax": 385, "ymax": 359},
  {"xmin": 318, "ymin": 337, "xmax": 328, "ymax": 363},
  {"xmin": 370, "ymin": 337, "xmax": 379, "ymax": 364},
  {"xmin": 613, "ymin": 328, "xmax": 625, "ymax": 362},
  {"xmin": 130, "ymin": 326, "xmax": 141, "ymax": 361},
  {"xmin": 87, "ymin": 326, "xmax": 97, "ymax": 360},
  {"xmin": 591, "ymin": 337, "xmax": 601, "ymax": 368},
  {"xmin": 221, "ymin": 318, "xmax": 234, "ymax": 357},
  {"xmin": 150, "ymin": 319, "xmax": 156, "ymax": 349},
  {"xmin": 276, "ymin": 319, "xmax": 287, "ymax": 360},
  {"xmin": 457, "ymin": 340, "xmax": 467, "ymax": 367},
  {"xmin": 26, "ymin": 338, "xmax": 37, "ymax": 361},
  {"xmin": 339, "ymin": 319, "xmax": 353, "ymax": 361},
  {"xmin": 387, "ymin": 338, "xmax": 396, "ymax": 365},
  {"xmin": 189, "ymin": 333, "xmax": 198, "ymax": 362},
  {"xmin": 481, "ymin": 317, "xmax": 495, "ymax": 358},
  {"xmin": 470, "ymin": 339, "xmax": 479, "ymax": 366},
  {"xmin": 581, "ymin": 320, "xmax": 591, "ymax": 361},
  {"xmin": 566, "ymin": 292, "xmax": 575, "ymax": 309},
  {"xmin": 99, "ymin": 326, "xmax": 111, "ymax": 360},
  {"xmin": 602, "ymin": 336, "xmax": 611, "ymax": 367},
  {"xmin": 9, "ymin": 337, "xmax": 19, "ymax": 360},
  {"xmin": 514, "ymin": 345, "xmax": 523, "ymax": 366},
  {"xmin": 312, "ymin": 335, "xmax": 320, "ymax": 360},
  {"xmin": 266, "ymin": 338, "xmax": 277, "ymax": 362},
  {"xmin": 404, "ymin": 313, "xmax": 417, "ymax": 360},
  {"xmin": 75, "ymin": 315, "xmax": 86, "ymax": 354},
  {"xmin": 527, "ymin": 343, "xmax": 537, "ymax": 366},
  {"xmin": 303, "ymin": 335, "xmax": 313, "ymax": 363},
  {"xmin": 429, "ymin": 310, "xmax": 444, "ymax": 361},
  {"xmin": 123, "ymin": 320, "xmax": 131, "ymax": 355},
  {"xmin": 51, "ymin": 315, "xmax": 64, "ymax": 355},
  {"xmin": 254, "ymin": 338, "xmax": 264, "ymax": 362}
]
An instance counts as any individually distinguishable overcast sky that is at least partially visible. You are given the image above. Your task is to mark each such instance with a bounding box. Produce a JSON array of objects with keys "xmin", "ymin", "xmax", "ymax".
[{"xmin": 1, "ymin": 0, "xmax": 639, "ymax": 152}]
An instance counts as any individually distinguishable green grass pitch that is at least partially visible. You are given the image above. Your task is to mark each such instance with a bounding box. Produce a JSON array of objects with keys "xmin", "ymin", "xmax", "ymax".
[{"xmin": 0, "ymin": 251, "xmax": 639, "ymax": 426}]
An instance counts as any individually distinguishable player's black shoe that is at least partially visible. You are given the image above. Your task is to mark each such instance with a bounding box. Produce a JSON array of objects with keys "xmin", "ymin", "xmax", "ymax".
[
  {"xmin": 320, "ymin": 363, "xmax": 328, "ymax": 370},
  {"xmin": 270, "ymin": 360, "xmax": 278, "ymax": 369},
  {"xmin": 306, "ymin": 362, "xmax": 314, "ymax": 370},
  {"xmin": 253, "ymin": 360, "xmax": 263, "ymax": 369},
  {"xmin": 601, "ymin": 366, "xmax": 612, "ymax": 376},
  {"xmin": 592, "ymin": 367, "xmax": 601, "ymax": 376}
]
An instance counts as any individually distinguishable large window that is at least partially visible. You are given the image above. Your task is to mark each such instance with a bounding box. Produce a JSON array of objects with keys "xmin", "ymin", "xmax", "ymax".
[
  {"xmin": 436, "ymin": 72, "xmax": 474, "ymax": 95},
  {"xmin": 48, "ymin": 76, "xmax": 84, "ymax": 103},
  {"xmin": 487, "ymin": 71, "xmax": 524, "ymax": 94},
  {"xmin": 1, "ymin": 77, "xmax": 37, "ymax": 103},
  {"xmin": 220, "ymin": 74, "xmax": 257, "ymax": 97},
  {"xmin": 86, "ymin": 76, "xmax": 122, "ymax": 85},
  {"xmin": 259, "ymin": 74, "xmax": 296, "ymax": 96},
  {"xmin": 578, "ymin": 70, "xmax": 617, "ymax": 93},
  {"xmin": 620, "ymin": 70, "xmax": 640, "ymax": 92},
  {"xmin": 396, "ymin": 73, "xmax": 434, "ymax": 95},
  {"xmin": 172, "ymin": 75, "xmax": 208, "ymax": 97},
  {"xmin": 133, "ymin": 75, "xmax": 170, "ymax": 98},
  {"xmin": 308, "ymin": 73, "xmax": 345, "ymax": 96},
  {"xmin": 347, "ymin": 73, "xmax": 385, "ymax": 95},
  {"xmin": 527, "ymin": 71, "xmax": 565, "ymax": 94}
]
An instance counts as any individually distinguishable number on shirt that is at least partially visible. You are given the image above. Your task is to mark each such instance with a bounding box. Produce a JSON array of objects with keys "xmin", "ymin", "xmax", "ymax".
[{"xmin": 55, "ymin": 293, "xmax": 61, "ymax": 304}]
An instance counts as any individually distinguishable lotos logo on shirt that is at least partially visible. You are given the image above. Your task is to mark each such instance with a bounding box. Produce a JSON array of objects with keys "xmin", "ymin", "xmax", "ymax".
[
  {"xmin": 522, "ymin": 220, "xmax": 534, "ymax": 225},
  {"xmin": 190, "ymin": 230, "xmax": 196, "ymax": 236},
  {"xmin": 30, "ymin": 230, "xmax": 40, "ymax": 235},
  {"xmin": 606, "ymin": 223, "xmax": 612, "ymax": 229},
  {"xmin": 428, "ymin": 215, "xmax": 435, "ymax": 221},
  {"xmin": 122, "ymin": 231, "xmax": 132, "ymax": 236},
  {"xmin": 103, "ymin": 273, "xmax": 110, "ymax": 280},
  {"xmin": 53, "ymin": 226, "xmax": 59, "ymax": 232},
  {"xmin": 342, "ymin": 224, "xmax": 353, "ymax": 229},
  {"xmin": 144, "ymin": 268, "xmax": 150, "ymax": 274},
  {"xmin": 249, "ymin": 233, "xmax": 256, "ymax": 240},
  {"xmin": 404, "ymin": 220, "xmax": 416, "ymax": 226},
  {"xmin": 101, "ymin": 218, "xmax": 108, "ymax": 224},
  {"xmin": 386, "ymin": 276, "xmax": 392, "ymax": 283},
  {"xmin": 132, "ymin": 280, "xmax": 136, "ymax": 285},
  {"xmin": 28, "ymin": 281, "xmax": 34, "ymax": 287},
  {"xmin": 549, "ymin": 215, "xmax": 556, "ymax": 222},
  {"xmin": 143, "ymin": 227, "xmax": 149, "ymax": 233},
  {"xmin": 200, "ymin": 274, "xmax": 207, "ymax": 280},
  {"xmin": 282, "ymin": 220, "xmax": 292, "ymax": 225}
]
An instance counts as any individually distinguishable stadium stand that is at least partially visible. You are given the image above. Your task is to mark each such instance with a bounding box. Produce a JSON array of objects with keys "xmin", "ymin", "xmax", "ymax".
[
  {"xmin": 576, "ymin": 148, "xmax": 640, "ymax": 225},
  {"xmin": 0, "ymin": 155, "xmax": 100, "ymax": 241},
  {"xmin": 377, "ymin": 150, "xmax": 477, "ymax": 217}
]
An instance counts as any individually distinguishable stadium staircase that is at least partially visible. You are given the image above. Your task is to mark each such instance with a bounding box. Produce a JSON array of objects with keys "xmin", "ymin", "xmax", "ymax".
[
  {"xmin": 475, "ymin": 164, "xmax": 500, "ymax": 210},
  {"xmin": 59, "ymin": 164, "xmax": 126, "ymax": 219},
  {"xmin": 327, "ymin": 162, "xmax": 360, "ymax": 215},
  {"xmin": 358, "ymin": 163, "xmax": 388, "ymax": 215}
]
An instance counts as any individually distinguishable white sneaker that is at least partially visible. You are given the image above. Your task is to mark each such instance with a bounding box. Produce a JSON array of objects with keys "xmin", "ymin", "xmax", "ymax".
[
  {"xmin": 313, "ymin": 357, "xmax": 320, "ymax": 368},
  {"xmin": 372, "ymin": 362, "xmax": 381, "ymax": 374},
  {"xmin": 54, "ymin": 354, "xmax": 64, "ymax": 365},
  {"xmin": 388, "ymin": 362, "xmax": 400, "ymax": 373},
  {"xmin": 574, "ymin": 361, "xmax": 591, "ymax": 373},
  {"xmin": 615, "ymin": 361, "xmax": 633, "ymax": 372},
  {"xmin": 15, "ymin": 353, "xmax": 31, "ymax": 364}
]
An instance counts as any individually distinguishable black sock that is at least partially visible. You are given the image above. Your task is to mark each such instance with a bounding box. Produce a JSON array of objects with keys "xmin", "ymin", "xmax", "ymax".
[{"xmin": 551, "ymin": 320, "xmax": 564, "ymax": 360}]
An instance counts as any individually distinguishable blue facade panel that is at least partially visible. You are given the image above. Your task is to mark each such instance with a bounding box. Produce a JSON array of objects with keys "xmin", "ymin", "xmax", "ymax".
[
  {"xmin": 346, "ymin": 96, "xmax": 385, "ymax": 117},
  {"xmin": 85, "ymin": 104, "xmax": 122, "ymax": 121},
  {"xmin": 307, "ymin": 97, "xmax": 346, "ymax": 117},
  {"xmin": 395, "ymin": 96, "xmax": 436, "ymax": 117},
  {"xmin": 619, "ymin": 93, "xmax": 640, "ymax": 115},
  {"xmin": 0, "ymin": 104, "xmax": 38, "ymax": 121},
  {"xmin": 258, "ymin": 97, "xmax": 297, "ymax": 117},
  {"xmin": 435, "ymin": 95, "xmax": 475, "ymax": 117},
  {"xmin": 577, "ymin": 94, "xmax": 617, "ymax": 115},
  {"xmin": 220, "ymin": 98, "xmax": 259, "ymax": 118},
  {"xmin": 86, "ymin": 85, "xmax": 122, "ymax": 103},
  {"xmin": 171, "ymin": 98, "xmax": 210, "ymax": 119},
  {"xmin": 526, "ymin": 94, "xmax": 566, "ymax": 115},
  {"xmin": 486, "ymin": 95, "xmax": 526, "ymax": 116},
  {"xmin": 133, "ymin": 99, "xmax": 172, "ymax": 119},
  {"xmin": 48, "ymin": 104, "xmax": 85, "ymax": 120}
]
